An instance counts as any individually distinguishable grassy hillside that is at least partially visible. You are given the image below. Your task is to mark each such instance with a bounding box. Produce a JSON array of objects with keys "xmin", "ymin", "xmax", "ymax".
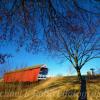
[
  {"xmin": 16, "ymin": 77, "xmax": 80, "ymax": 100},
  {"xmin": 0, "ymin": 76, "xmax": 100, "ymax": 100},
  {"xmin": 0, "ymin": 76, "xmax": 80, "ymax": 100},
  {"xmin": 87, "ymin": 76, "xmax": 100, "ymax": 100}
]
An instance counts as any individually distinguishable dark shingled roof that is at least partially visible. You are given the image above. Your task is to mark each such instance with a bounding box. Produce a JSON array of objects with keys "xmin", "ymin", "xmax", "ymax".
[{"xmin": 5, "ymin": 64, "xmax": 45, "ymax": 74}]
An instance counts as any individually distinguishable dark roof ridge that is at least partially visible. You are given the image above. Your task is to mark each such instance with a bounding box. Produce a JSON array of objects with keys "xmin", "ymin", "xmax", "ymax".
[{"xmin": 4, "ymin": 64, "xmax": 46, "ymax": 74}]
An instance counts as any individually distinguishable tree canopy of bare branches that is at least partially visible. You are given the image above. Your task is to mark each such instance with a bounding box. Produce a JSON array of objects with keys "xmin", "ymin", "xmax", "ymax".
[{"xmin": 0, "ymin": 0, "xmax": 100, "ymax": 80}]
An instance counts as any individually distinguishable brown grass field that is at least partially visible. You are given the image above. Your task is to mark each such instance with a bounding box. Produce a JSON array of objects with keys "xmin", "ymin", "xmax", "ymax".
[
  {"xmin": 0, "ymin": 76, "xmax": 100, "ymax": 100},
  {"xmin": 87, "ymin": 76, "xmax": 100, "ymax": 100}
]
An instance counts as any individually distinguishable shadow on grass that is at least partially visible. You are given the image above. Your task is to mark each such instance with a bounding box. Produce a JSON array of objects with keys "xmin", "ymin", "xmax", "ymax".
[{"xmin": 78, "ymin": 77, "xmax": 87, "ymax": 100}]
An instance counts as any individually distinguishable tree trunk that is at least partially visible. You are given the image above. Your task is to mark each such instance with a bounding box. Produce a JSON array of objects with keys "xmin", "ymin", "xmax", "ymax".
[{"xmin": 77, "ymin": 69, "xmax": 82, "ymax": 81}]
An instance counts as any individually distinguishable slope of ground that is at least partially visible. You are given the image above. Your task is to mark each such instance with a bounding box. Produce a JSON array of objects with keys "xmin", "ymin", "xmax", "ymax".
[
  {"xmin": 0, "ymin": 76, "xmax": 80, "ymax": 100},
  {"xmin": 0, "ymin": 76, "xmax": 100, "ymax": 100},
  {"xmin": 16, "ymin": 77, "xmax": 80, "ymax": 100}
]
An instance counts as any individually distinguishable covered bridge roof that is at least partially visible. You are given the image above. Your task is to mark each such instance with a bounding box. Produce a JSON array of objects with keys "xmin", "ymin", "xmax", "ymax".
[{"xmin": 5, "ymin": 64, "xmax": 47, "ymax": 74}]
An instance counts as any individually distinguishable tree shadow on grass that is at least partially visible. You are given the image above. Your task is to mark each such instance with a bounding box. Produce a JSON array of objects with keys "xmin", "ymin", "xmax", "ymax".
[{"xmin": 78, "ymin": 77, "xmax": 87, "ymax": 100}]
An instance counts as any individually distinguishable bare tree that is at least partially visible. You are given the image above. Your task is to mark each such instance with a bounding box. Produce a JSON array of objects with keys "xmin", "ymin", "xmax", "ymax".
[
  {"xmin": 0, "ymin": 0, "xmax": 100, "ymax": 52},
  {"xmin": 43, "ymin": 6, "xmax": 100, "ymax": 80},
  {"xmin": 0, "ymin": 54, "xmax": 12, "ymax": 64},
  {"xmin": 0, "ymin": 0, "xmax": 100, "ymax": 81},
  {"xmin": 67, "ymin": 65, "xmax": 75, "ymax": 76}
]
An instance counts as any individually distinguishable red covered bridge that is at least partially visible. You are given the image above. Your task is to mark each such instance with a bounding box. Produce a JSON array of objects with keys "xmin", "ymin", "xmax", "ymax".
[{"xmin": 4, "ymin": 64, "xmax": 48, "ymax": 82}]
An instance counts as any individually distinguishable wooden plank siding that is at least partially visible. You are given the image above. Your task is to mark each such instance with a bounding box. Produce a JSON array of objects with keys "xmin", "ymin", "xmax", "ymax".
[{"xmin": 3, "ymin": 64, "xmax": 48, "ymax": 82}]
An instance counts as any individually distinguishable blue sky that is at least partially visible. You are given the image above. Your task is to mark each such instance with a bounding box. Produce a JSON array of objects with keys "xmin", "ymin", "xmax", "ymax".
[{"xmin": 0, "ymin": 43, "xmax": 100, "ymax": 77}]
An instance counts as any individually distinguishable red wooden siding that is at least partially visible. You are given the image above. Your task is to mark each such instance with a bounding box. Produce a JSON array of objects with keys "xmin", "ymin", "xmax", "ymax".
[{"xmin": 4, "ymin": 66, "xmax": 41, "ymax": 82}]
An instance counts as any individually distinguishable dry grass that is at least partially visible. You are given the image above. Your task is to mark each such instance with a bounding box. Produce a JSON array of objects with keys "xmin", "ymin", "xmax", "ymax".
[
  {"xmin": 87, "ymin": 76, "xmax": 100, "ymax": 100},
  {"xmin": 0, "ymin": 76, "xmax": 80, "ymax": 100},
  {"xmin": 16, "ymin": 77, "xmax": 80, "ymax": 100},
  {"xmin": 1, "ymin": 76, "xmax": 100, "ymax": 100}
]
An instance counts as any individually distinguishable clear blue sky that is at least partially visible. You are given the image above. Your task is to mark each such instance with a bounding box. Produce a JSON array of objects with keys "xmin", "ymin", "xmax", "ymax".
[{"xmin": 0, "ymin": 43, "xmax": 100, "ymax": 77}]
